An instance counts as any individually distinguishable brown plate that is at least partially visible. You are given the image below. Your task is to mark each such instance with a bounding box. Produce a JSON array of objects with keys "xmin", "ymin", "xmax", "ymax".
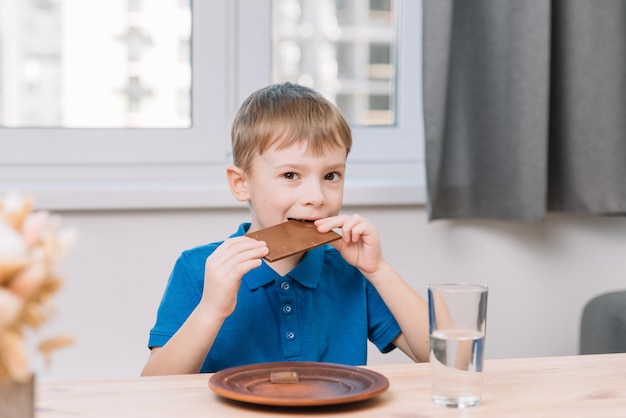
[{"xmin": 208, "ymin": 361, "xmax": 389, "ymax": 407}]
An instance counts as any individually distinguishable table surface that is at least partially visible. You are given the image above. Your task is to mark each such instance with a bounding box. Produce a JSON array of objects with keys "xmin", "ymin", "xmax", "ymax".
[{"xmin": 37, "ymin": 353, "xmax": 626, "ymax": 417}]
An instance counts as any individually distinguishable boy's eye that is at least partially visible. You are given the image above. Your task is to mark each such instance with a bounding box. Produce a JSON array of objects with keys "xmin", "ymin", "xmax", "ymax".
[
  {"xmin": 325, "ymin": 172, "xmax": 341, "ymax": 181},
  {"xmin": 282, "ymin": 172, "xmax": 297, "ymax": 180}
]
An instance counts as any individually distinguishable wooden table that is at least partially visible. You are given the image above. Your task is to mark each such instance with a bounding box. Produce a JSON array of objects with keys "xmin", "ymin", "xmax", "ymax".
[{"xmin": 37, "ymin": 353, "xmax": 626, "ymax": 417}]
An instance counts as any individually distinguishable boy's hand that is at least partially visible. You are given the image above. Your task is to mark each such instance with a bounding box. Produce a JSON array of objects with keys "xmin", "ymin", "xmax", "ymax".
[
  {"xmin": 200, "ymin": 236, "xmax": 268, "ymax": 319},
  {"xmin": 314, "ymin": 214, "xmax": 383, "ymax": 276}
]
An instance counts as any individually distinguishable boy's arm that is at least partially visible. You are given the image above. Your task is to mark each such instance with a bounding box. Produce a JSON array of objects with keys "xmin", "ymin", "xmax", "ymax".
[
  {"xmin": 141, "ymin": 237, "xmax": 268, "ymax": 376},
  {"xmin": 315, "ymin": 215, "xmax": 430, "ymax": 363},
  {"xmin": 141, "ymin": 304, "xmax": 228, "ymax": 375},
  {"xmin": 366, "ymin": 261, "xmax": 430, "ymax": 363}
]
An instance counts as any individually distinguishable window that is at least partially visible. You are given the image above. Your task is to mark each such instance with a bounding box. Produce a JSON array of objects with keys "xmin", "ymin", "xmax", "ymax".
[
  {"xmin": 1, "ymin": 0, "xmax": 192, "ymax": 129},
  {"xmin": 0, "ymin": 0, "xmax": 424, "ymax": 210},
  {"xmin": 272, "ymin": 0, "xmax": 397, "ymax": 127}
]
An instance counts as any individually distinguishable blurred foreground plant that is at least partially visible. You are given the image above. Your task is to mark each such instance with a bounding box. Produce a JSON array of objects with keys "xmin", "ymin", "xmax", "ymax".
[{"xmin": 0, "ymin": 192, "xmax": 75, "ymax": 382}]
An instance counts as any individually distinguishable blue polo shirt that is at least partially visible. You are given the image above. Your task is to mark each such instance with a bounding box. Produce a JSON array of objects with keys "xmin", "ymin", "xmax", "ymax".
[{"xmin": 148, "ymin": 223, "xmax": 401, "ymax": 372}]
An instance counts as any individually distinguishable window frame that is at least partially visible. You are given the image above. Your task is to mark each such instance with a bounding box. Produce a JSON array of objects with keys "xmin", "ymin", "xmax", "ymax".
[{"xmin": 0, "ymin": 0, "xmax": 425, "ymax": 210}]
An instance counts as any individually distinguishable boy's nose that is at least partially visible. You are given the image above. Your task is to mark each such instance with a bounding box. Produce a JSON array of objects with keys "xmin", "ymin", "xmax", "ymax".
[{"xmin": 302, "ymin": 180, "xmax": 325, "ymax": 206}]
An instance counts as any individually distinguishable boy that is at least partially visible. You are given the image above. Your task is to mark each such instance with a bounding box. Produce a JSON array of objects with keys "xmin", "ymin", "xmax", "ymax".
[{"xmin": 141, "ymin": 83, "xmax": 429, "ymax": 375}]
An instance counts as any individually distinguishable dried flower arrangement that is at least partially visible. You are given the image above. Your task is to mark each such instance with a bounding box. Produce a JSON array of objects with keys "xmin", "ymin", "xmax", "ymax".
[{"xmin": 0, "ymin": 192, "xmax": 75, "ymax": 382}]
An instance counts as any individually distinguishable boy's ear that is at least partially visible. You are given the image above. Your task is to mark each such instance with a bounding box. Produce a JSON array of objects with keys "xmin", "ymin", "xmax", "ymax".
[{"xmin": 226, "ymin": 165, "xmax": 250, "ymax": 202}]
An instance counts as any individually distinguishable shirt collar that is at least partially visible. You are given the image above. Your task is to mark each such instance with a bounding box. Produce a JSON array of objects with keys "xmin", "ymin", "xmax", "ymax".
[
  {"xmin": 287, "ymin": 249, "xmax": 322, "ymax": 289},
  {"xmin": 234, "ymin": 223, "xmax": 324, "ymax": 290}
]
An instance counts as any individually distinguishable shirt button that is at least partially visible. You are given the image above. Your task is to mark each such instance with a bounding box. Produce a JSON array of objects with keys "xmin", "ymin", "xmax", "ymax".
[
  {"xmin": 285, "ymin": 331, "xmax": 295, "ymax": 341},
  {"xmin": 282, "ymin": 304, "xmax": 292, "ymax": 314},
  {"xmin": 280, "ymin": 281, "xmax": 290, "ymax": 291}
]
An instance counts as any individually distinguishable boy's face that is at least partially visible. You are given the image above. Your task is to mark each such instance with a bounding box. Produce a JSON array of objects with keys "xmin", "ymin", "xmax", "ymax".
[{"xmin": 243, "ymin": 142, "xmax": 347, "ymax": 232}]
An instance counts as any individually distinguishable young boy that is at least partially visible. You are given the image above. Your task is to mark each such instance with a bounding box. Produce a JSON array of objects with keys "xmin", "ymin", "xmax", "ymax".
[{"xmin": 141, "ymin": 82, "xmax": 429, "ymax": 376}]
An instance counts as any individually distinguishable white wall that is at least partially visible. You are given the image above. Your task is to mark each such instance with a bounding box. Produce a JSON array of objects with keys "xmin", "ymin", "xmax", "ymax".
[{"xmin": 38, "ymin": 205, "xmax": 626, "ymax": 381}]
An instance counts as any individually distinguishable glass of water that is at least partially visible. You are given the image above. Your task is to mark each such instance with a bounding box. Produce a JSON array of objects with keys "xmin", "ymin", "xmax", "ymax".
[{"xmin": 428, "ymin": 283, "xmax": 488, "ymax": 408}]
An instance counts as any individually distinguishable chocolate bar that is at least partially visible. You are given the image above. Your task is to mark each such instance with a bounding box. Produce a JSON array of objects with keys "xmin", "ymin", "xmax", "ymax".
[{"xmin": 246, "ymin": 220, "xmax": 341, "ymax": 262}]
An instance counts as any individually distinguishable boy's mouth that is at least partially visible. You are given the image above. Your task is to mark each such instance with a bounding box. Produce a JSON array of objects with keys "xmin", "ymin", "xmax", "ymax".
[{"xmin": 287, "ymin": 218, "xmax": 314, "ymax": 223}]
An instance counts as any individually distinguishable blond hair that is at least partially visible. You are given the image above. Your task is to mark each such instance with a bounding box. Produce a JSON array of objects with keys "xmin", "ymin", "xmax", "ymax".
[{"xmin": 231, "ymin": 82, "xmax": 352, "ymax": 173}]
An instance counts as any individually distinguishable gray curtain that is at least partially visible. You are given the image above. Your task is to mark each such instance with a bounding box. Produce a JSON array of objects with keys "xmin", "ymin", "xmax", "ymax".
[{"xmin": 423, "ymin": 0, "xmax": 626, "ymax": 222}]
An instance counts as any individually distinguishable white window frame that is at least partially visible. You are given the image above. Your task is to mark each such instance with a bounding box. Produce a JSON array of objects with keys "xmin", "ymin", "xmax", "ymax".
[{"xmin": 0, "ymin": 0, "xmax": 425, "ymax": 210}]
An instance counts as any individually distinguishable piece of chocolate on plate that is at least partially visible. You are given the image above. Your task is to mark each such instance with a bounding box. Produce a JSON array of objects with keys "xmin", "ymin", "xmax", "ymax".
[
  {"xmin": 246, "ymin": 220, "xmax": 341, "ymax": 262},
  {"xmin": 270, "ymin": 370, "xmax": 300, "ymax": 384}
]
